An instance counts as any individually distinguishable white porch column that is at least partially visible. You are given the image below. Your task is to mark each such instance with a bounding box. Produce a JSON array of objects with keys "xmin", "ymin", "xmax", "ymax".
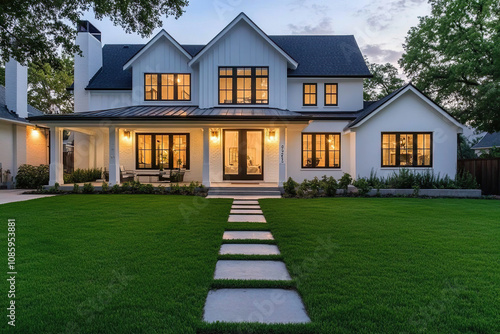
[
  {"xmin": 49, "ymin": 126, "xmax": 64, "ymax": 186},
  {"xmin": 109, "ymin": 127, "xmax": 120, "ymax": 185},
  {"xmin": 202, "ymin": 127, "xmax": 210, "ymax": 187},
  {"xmin": 278, "ymin": 127, "xmax": 287, "ymax": 186}
]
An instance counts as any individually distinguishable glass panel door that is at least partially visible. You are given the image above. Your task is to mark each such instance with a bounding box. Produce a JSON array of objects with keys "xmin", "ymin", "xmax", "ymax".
[
  {"xmin": 224, "ymin": 131, "xmax": 239, "ymax": 175},
  {"xmin": 246, "ymin": 131, "xmax": 262, "ymax": 176},
  {"xmin": 223, "ymin": 130, "xmax": 263, "ymax": 180}
]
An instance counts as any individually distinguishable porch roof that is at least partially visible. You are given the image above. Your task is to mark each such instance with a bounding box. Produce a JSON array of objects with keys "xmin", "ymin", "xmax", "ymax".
[{"xmin": 29, "ymin": 106, "xmax": 342, "ymax": 122}]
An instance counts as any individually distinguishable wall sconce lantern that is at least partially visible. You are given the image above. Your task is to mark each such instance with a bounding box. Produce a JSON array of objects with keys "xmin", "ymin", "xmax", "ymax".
[
  {"xmin": 124, "ymin": 130, "xmax": 131, "ymax": 139},
  {"xmin": 267, "ymin": 129, "xmax": 277, "ymax": 142},
  {"xmin": 210, "ymin": 128, "xmax": 220, "ymax": 143}
]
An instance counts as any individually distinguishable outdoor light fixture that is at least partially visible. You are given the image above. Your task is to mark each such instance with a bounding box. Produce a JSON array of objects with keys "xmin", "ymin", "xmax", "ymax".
[
  {"xmin": 267, "ymin": 129, "xmax": 276, "ymax": 142},
  {"xmin": 124, "ymin": 130, "xmax": 131, "ymax": 139},
  {"xmin": 210, "ymin": 128, "xmax": 220, "ymax": 143}
]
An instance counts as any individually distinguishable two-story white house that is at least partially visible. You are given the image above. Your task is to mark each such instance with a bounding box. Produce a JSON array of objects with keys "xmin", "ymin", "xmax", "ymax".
[{"xmin": 31, "ymin": 13, "xmax": 463, "ymax": 187}]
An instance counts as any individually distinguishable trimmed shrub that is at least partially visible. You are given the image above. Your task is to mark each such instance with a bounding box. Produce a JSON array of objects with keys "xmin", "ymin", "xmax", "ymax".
[
  {"xmin": 15, "ymin": 164, "xmax": 49, "ymax": 189},
  {"xmin": 82, "ymin": 183, "xmax": 95, "ymax": 194},
  {"xmin": 101, "ymin": 182, "xmax": 109, "ymax": 194},
  {"xmin": 352, "ymin": 178, "xmax": 372, "ymax": 196},
  {"xmin": 338, "ymin": 173, "xmax": 352, "ymax": 192},
  {"xmin": 320, "ymin": 175, "xmax": 338, "ymax": 197},
  {"xmin": 283, "ymin": 177, "xmax": 299, "ymax": 197},
  {"xmin": 72, "ymin": 184, "xmax": 80, "ymax": 194},
  {"xmin": 64, "ymin": 168, "xmax": 102, "ymax": 184},
  {"xmin": 111, "ymin": 184, "xmax": 121, "ymax": 194}
]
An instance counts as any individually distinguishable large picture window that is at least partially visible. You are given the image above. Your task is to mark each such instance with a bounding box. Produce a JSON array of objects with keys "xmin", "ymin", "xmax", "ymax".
[
  {"xmin": 381, "ymin": 132, "xmax": 432, "ymax": 167},
  {"xmin": 144, "ymin": 73, "xmax": 191, "ymax": 101},
  {"xmin": 302, "ymin": 133, "xmax": 341, "ymax": 168},
  {"xmin": 136, "ymin": 133, "xmax": 190, "ymax": 170},
  {"xmin": 218, "ymin": 67, "xmax": 269, "ymax": 104}
]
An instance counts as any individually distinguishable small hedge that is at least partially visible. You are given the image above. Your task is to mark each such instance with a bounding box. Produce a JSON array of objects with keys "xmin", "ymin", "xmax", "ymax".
[
  {"xmin": 284, "ymin": 169, "xmax": 479, "ymax": 198},
  {"xmin": 15, "ymin": 164, "xmax": 49, "ymax": 189},
  {"xmin": 64, "ymin": 168, "xmax": 102, "ymax": 184}
]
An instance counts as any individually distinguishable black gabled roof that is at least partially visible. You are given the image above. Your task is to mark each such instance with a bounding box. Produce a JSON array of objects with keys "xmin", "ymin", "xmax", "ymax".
[
  {"xmin": 82, "ymin": 35, "xmax": 371, "ymax": 90},
  {"xmin": 472, "ymin": 132, "xmax": 500, "ymax": 149},
  {"xmin": 0, "ymin": 85, "xmax": 43, "ymax": 123},
  {"xmin": 269, "ymin": 35, "xmax": 371, "ymax": 77}
]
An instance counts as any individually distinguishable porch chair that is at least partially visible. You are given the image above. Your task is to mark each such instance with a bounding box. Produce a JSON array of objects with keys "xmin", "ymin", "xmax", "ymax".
[
  {"xmin": 120, "ymin": 166, "xmax": 135, "ymax": 183},
  {"xmin": 159, "ymin": 169, "xmax": 171, "ymax": 183}
]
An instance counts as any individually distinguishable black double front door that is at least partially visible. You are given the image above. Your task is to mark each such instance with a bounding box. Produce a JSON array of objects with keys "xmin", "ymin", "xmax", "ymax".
[{"xmin": 223, "ymin": 129, "xmax": 264, "ymax": 180}]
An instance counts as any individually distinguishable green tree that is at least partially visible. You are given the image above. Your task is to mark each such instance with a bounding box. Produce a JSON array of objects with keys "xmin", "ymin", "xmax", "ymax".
[
  {"xmin": 0, "ymin": 66, "xmax": 4, "ymax": 86},
  {"xmin": 400, "ymin": 0, "xmax": 500, "ymax": 132},
  {"xmin": 458, "ymin": 134, "xmax": 480, "ymax": 159},
  {"xmin": 0, "ymin": 0, "xmax": 188, "ymax": 67},
  {"xmin": 364, "ymin": 59, "xmax": 405, "ymax": 101},
  {"xmin": 28, "ymin": 56, "xmax": 74, "ymax": 114}
]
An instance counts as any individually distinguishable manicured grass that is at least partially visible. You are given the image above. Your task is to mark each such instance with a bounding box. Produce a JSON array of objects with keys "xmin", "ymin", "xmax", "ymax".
[
  {"xmin": 259, "ymin": 197, "xmax": 500, "ymax": 333},
  {"xmin": 0, "ymin": 195, "xmax": 231, "ymax": 333},
  {"xmin": 1, "ymin": 196, "xmax": 499, "ymax": 333}
]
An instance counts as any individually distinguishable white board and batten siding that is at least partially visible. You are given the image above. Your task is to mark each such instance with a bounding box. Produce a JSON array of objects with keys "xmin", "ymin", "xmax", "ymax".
[
  {"xmin": 130, "ymin": 38, "xmax": 198, "ymax": 106},
  {"xmin": 197, "ymin": 20, "xmax": 288, "ymax": 109}
]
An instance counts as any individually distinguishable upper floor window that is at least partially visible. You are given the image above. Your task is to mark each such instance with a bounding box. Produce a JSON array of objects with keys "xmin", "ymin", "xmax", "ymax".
[
  {"xmin": 381, "ymin": 133, "xmax": 432, "ymax": 167},
  {"xmin": 303, "ymin": 83, "xmax": 317, "ymax": 106},
  {"xmin": 144, "ymin": 73, "xmax": 191, "ymax": 101},
  {"xmin": 219, "ymin": 67, "xmax": 269, "ymax": 105},
  {"xmin": 302, "ymin": 133, "xmax": 341, "ymax": 168},
  {"xmin": 325, "ymin": 83, "xmax": 338, "ymax": 106}
]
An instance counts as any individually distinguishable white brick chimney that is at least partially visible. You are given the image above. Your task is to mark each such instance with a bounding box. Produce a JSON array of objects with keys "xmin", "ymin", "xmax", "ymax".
[
  {"xmin": 5, "ymin": 59, "xmax": 28, "ymax": 119},
  {"xmin": 74, "ymin": 21, "xmax": 102, "ymax": 112}
]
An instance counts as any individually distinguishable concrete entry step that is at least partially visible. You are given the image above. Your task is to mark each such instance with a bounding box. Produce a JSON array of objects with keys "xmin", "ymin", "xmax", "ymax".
[
  {"xmin": 231, "ymin": 205, "xmax": 261, "ymax": 209},
  {"xmin": 219, "ymin": 244, "xmax": 280, "ymax": 255},
  {"xmin": 203, "ymin": 288, "xmax": 311, "ymax": 324},
  {"xmin": 232, "ymin": 200, "xmax": 259, "ymax": 205},
  {"xmin": 228, "ymin": 215, "xmax": 266, "ymax": 223},
  {"xmin": 214, "ymin": 260, "xmax": 291, "ymax": 280},
  {"xmin": 230, "ymin": 209, "xmax": 264, "ymax": 214},
  {"xmin": 223, "ymin": 231, "xmax": 274, "ymax": 240}
]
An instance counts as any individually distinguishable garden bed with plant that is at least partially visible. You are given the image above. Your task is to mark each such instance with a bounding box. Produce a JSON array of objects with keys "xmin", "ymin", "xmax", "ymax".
[{"xmin": 283, "ymin": 169, "xmax": 481, "ymax": 198}]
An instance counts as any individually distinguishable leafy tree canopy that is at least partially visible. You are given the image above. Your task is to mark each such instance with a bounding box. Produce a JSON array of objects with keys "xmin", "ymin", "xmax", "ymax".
[
  {"xmin": 363, "ymin": 58, "xmax": 405, "ymax": 101},
  {"xmin": 400, "ymin": 0, "xmax": 500, "ymax": 132},
  {"xmin": 0, "ymin": 0, "xmax": 188, "ymax": 67}
]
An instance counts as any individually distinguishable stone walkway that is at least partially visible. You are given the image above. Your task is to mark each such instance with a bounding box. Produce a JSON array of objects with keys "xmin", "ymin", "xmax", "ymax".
[{"xmin": 203, "ymin": 198, "xmax": 310, "ymax": 324}]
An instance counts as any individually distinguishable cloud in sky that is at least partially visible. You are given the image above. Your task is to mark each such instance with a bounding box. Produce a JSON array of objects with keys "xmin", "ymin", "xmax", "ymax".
[
  {"xmin": 362, "ymin": 44, "xmax": 402, "ymax": 64},
  {"xmin": 288, "ymin": 17, "xmax": 334, "ymax": 35},
  {"xmin": 357, "ymin": 0, "xmax": 428, "ymax": 31}
]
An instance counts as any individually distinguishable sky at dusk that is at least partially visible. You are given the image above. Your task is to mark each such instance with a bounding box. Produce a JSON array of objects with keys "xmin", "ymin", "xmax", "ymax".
[{"xmin": 81, "ymin": 0, "xmax": 431, "ymax": 71}]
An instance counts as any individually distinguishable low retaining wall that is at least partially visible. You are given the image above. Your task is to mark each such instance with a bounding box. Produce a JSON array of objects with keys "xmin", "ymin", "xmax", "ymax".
[{"xmin": 365, "ymin": 188, "xmax": 482, "ymax": 198}]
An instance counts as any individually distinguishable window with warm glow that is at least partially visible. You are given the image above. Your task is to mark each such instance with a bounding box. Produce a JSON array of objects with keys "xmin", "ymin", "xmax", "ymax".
[
  {"xmin": 144, "ymin": 73, "xmax": 191, "ymax": 101},
  {"xmin": 302, "ymin": 133, "xmax": 341, "ymax": 168},
  {"xmin": 325, "ymin": 83, "xmax": 338, "ymax": 106},
  {"xmin": 136, "ymin": 133, "xmax": 189, "ymax": 169},
  {"xmin": 303, "ymin": 84, "xmax": 317, "ymax": 106},
  {"xmin": 218, "ymin": 67, "xmax": 268, "ymax": 104},
  {"xmin": 382, "ymin": 133, "xmax": 432, "ymax": 167}
]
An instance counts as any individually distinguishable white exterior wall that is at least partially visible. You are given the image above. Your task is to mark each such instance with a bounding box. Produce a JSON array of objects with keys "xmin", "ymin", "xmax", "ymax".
[
  {"xmin": 89, "ymin": 91, "xmax": 133, "ymax": 111},
  {"xmin": 287, "ymin": 78, "xmax": 364, "ymax": 112},
  {"xmin": 354, "ymin": 90, "xmax": 460, "ymax": 178},
  {"xmin": 130, "ymin": 38, "xmax": 197, "ymax": 106},
  {"xmin": 0, "ymin": 122, "xmax": 15, "ymax": 179},
  {"xmin": 74, "ymin": 32, "xmax": 103, "ymax": 112},
  {"xmin": 198, "ymin": 21, "xmax": 288, "ymax": 109},
  {"xmin": 286, "ymin": 121, "xmax": 355, "ymax": 182}
]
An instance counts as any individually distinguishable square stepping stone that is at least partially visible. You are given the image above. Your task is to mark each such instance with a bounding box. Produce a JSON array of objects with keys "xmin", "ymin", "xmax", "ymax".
[
  {"xmin": 214, "ymin": 260, "xmax": 291, "ymax": 280},
  {"xmin": 219, "ymin": 244, "xmax": 280, "ymax": 255},
  {"xmin": 203, "ymin": 288, "xmax": 310, "ymax": 324},
  {"xmin": 223, "ymin": 231, "xmax": 274, "ymax": 240},
  {"xmin": 231, "ymin": 205, "xmax": 261, "ymax": 209},
  {"xmin": 233, "ymin": 200, "xmax": 259, "ymax": 205},
  {"xmin": 228, "ymin": 215, "xmax": 266, "ymax": 223},
  {"xmin": 230, "ymin": 209, "xmax": 263, "ymax": 214}
]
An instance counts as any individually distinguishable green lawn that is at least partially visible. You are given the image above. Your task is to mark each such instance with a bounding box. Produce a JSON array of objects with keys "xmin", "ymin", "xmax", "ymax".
[{"xmin": 1, "ymin": 196, "xmax": 499, "ymax": 333}]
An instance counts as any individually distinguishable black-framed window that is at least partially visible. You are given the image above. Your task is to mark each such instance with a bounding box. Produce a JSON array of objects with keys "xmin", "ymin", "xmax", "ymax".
[
  {"xmin": 144, "ymin": 73, "xmax": 191, "ymax": 101},
  {"xmin": 136, "ymin": 133, "xmax": 190, "ymax": 169},
  {"xmin": 302, "ymin": 133, "xmax": 341, "ymax": 168},
  {"xmin": 381, "ymin": 132, "xmax": 432, "ymax": 167},
  {"xmin": 325, "ymin": 83, "xmax": 338, "ymax": 106},
  {"xmin": 303, "ymin": 83, "xmax": 317, "ymax": 106},
  {"xmin": 218, "ymin": 67, "xmax": 269, "ymax": 104}
]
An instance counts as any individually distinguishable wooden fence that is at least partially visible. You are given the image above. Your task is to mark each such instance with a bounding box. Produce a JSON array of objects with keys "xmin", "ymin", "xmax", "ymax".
[{"xmin": 458, "ymin": 158, "xmax": 500, "ymax": 195}]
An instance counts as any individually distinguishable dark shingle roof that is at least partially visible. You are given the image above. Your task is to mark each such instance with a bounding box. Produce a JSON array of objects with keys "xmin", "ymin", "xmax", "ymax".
[
  {"xmin": 0, "ymin": 85, "xmax": 43, "ymax": 123},
  {"xmin": 269, "ymin": 35, "xmax": 371, "ymax": 77},
  {"xmin": 83, "ymin": 35, "xmax": 371, "ymax": 90},
  {"xmin": 472, "ymin": 132, "xmax": 500, "ymax": 149}
]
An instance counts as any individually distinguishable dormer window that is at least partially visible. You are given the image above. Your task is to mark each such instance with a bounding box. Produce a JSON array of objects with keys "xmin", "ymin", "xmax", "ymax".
[
  {"xmin": 219, "ymin": 67, "xmax": 269, "ymax": 105},
  {"xmin": 144, "ymin": 73, "xmax": 191, "ymax": 101}
]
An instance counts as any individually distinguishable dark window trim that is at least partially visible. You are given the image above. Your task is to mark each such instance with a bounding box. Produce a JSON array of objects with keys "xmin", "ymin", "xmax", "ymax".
[
  {"xmin": 380, "ymin": 132, "xmax": 433, "ymax": 168},
  {"xmin": 143, "ymin": 73, "xmax": 191, "ymax": 101},
  {"xmin": 301, "ymin": 132, "xmax": 341, "ymax": 169},
  {"xmin": 303, "ymin": 83, "xmax": 317, "ymax": 106},
  {"xmin": 135, "ymin": 133, "xmax": 190, "ymax": 170},
  {"xmin": 324, "ymin": 83, "xmax": 338, "ymax": 106},
  {"xmin": 218, "ymin": 67, "xmax": 269, "ymax": 105}
]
